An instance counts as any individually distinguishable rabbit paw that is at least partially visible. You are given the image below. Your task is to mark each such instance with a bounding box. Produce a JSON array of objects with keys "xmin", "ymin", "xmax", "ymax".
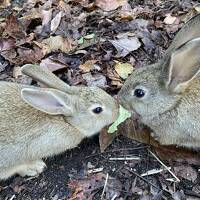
[
  {"xmin": 150, "ymin": 131, "xmax": 160, "ymax": 140},
  {"xmin": 18, "ymin": 160, "xmax": 46, "ymax": 177}
]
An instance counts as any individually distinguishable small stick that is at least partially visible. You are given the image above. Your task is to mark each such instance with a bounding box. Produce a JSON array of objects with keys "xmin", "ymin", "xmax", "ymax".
[
  {"xmin": 9, "ymin": 195, "xmax": 16, "ymax": 200},
  {"xmin": 101, "ymin": 173, "xmax": 109, "ymax": 199},
  {"xmin": 88, "ymin": 167, "xmax": 104, "ymax": 174},
  {"xmin": 166, "ymin": 178, "xmax": 177, "ymax": 182},
  {"xmin": 125, "ymin": 167, "xmax": 173, "ymax": 198},
  {"xmin": 109, "ymin": 156, "xmax": 141, "ymax": 161},
  {"xmin": 85, "ymin": 146, "xmax": 148, "ymax": 159},
  {"xmin": 141, "ymin": 167, "xmax": 172, "ymax": 177},
  {"xmin": 125, "ymin": 167, "xmax": 161, "ymax": 191},
  {"xmin": 184, "ymin": 190, "xmax": 200, "ymax": 198},
  {"xmin": 148, "ymin": 150, "xmax": 180, "ymax": 182},
  {"xmin": 111, "ymin": 194, "xmax": 118, "ymax": 200}
]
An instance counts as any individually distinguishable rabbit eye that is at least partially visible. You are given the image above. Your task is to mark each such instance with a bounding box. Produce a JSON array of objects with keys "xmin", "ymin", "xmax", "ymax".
[
  {"xmin": 134, "ymin": 89, "xmax": 145, "ymax": 98},
  {"xmin": 92, "ymin": 107, "xmax": 103, "ymax": 114}
]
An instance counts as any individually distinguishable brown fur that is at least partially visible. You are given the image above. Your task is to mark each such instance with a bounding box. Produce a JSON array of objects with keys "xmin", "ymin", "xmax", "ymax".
[
  {"xmin": 0, "ymin": 66, "xmax": 119, "ymax": 180},
  {"xmin": 119, "ymin": 14, "xmax": 200, "ymax": 149}
]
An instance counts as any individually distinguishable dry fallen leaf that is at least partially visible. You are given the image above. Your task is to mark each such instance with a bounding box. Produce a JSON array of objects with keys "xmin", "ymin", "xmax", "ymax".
[
  {"xmin": 40, "ymin": 57, "xmax": 68, "ymax": 72},
  {"xmin": 68, "ymin": 173, "xmax": 122, "ymax": 200},
  {"xmin": 95, "ymin": 0, "xmax": 127, "ymax": 11},
  {"xmin": 114, "ymin": 61, "xmax": 134, "ymax": 79},
  {"xmin": 164, "ymin": 14, "xmax": 177, "ymax": 25},
  {"xmin": 0, "ymin": 38, "xmax": 16, "ymax": 51},
  {"xmin": 173, "ymin": 165, "xmax": 197, "ymax": 182},
  {"xmin": 0, "ymin": 38, "xmax": 17, "ymax": 63},
  {"xmin": 110, "ymin": 37, "xmax": 141, "ymax": 57},
  {"xmin": 53, "ymin": 9, "xmax": 86, "ymax": 39},
  {"xmin": 19, "ymin": 8, "xmax": 42, "ymax": 21},
  {"xmin": 50, "ymin": 11, "xmax": 63, "ymax": 32},
  {"xmin": 35, "ymin": 35, "xmax": 77, "ymax": 55},
  {"xmin": 0, "ymin": 50, "xmax": 17, "ymax": 64},
  {"xmin": 99, "ymin": 117, "xmax": 150, "ymax": 152},
  {"xmin": 12, "ymin": 184, "xmax": 26, "ymax": 194},
  {"xmin": 23, "ymin": 0, "xmax": 38, "ymax": 9},
  {"xmin": 107, "ymin": 67, "xmax": 123, "ymax": 88},
  {"xmin": 15, "ymin": 33, "xmax": 35, "ymax": 46},
  {"xmin": 13, "ymin": 66, "xmax": 22, "ymax": 79},
  {"xmin": 68, "ymin": 173, "xmax": 105, "ymax": 200},
  {"xmin": 117, "ymin": 118, "xmax": 156, "ymax": 145},
  {"xmin": 118, "ymin": 3, "xmax": 134, "ymax": 20},
  {"xmin": 99, "ymin": 128, "xmax": 117, "ymax": 152},
  {"xmin": 82, "ymin": 73, "xmax": 107, "ymax": 88},
  {"xmin": 0, "ymin": 60, "xmax": 8, "ymax": 72},
  {"xmin": 79, "ymin": 60, "xmax": 99, "ymax": 72},
  {"xmin": 172, "ymin": 191, "xmax": 186, "ymax": 200},
  {"xmin": 0, "ymin": 0, "xmax": 10, "ymax": 8},
  {"xmin": 3, "ymin": 15, "xmax": 26, "ymax": 39},
  {"xmin": 41, "ymin": 9, "xmax": 52, "ymax": 26},
  {"xmin": 58, "ymin": 0, "xmax": 71, "ymax": 12},
  {"xmin": 194, "ymin": 4, "xmax": 200, "ymax": 13},
  {"xmin": 16, "ymin": 46, "xmax": 44, "ymax": 64},
  {"xmin": 73, "ymin": 0, "xmax": 95, "ymax": 8}
]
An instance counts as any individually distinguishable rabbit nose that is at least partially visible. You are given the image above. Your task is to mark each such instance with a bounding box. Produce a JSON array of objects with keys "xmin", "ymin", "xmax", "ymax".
[
  {"xmin": 118, "ymin": 96, "xmax": 131, "ymax": 110},
  {"xmin": 117, "ymin": 95, "xmax": 125, "ymax": 105}
]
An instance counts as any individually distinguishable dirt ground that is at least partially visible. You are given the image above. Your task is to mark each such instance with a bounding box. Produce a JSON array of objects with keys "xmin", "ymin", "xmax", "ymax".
[
  {"xmin": 1, "ymin": 135, "xmax": 199, "ymax": 199},
  {"xmin": 0, "ymin": 137, "xmax": 150, "ymax": 200},
  {"xmin": 1, "ymin": 0, "xmax": 200, "ymax": 199}
]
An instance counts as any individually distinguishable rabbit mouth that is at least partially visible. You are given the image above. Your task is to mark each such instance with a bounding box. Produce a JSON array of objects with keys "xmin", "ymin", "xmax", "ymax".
[
  {"xmin": 118, "ymin": 96, "xmax": 142, "ymax": 120},
  {"xmin": 131, "ymin": 109, "xmax": 141, "ymax": 121}
]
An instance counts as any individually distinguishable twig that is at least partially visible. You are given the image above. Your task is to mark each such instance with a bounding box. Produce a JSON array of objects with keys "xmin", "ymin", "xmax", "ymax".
[
  {"xmin": 9, "ymin": 195, "xmax": 16, "ymax": 200},
  {"xmin": 109, "ymin": 156, "xmax": 141, "ymax": 161},
  {"xmin": 101, "ymin": 173, "xmax": 109, "ymax": 199},
  {"xmin": 111, "ymin": 194, "xmax": 118, "ymax": 200},
  {"xmin": 148, "ymin": 150, "xmax": 180, "ymax": 182},
  {"xmin": 141, "ymin": 167, "xmax": 172, "ymax": 177},
  {"xmin": 125, "ymin": 167, "xmax": 161, "ymax": 191},
  {"xmin": 184, "ymin": 190, "xmax": 200, "ymax": 198},
  {"xmin": 85, "ymin": 146, "xmax": 148, "ymax": 158},
  {"xmin": 165, "ymin": 178, "xmax": 177, "ymax": 182},
  {"xmin": 88, "ymin": 167, "xmax": 104, "ymax": 174}
]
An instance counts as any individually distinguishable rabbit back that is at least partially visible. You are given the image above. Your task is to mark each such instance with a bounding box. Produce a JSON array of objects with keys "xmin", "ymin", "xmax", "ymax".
[{"xmin": 0, "ymin": 82, "xmax": 46, "ymax": 142}]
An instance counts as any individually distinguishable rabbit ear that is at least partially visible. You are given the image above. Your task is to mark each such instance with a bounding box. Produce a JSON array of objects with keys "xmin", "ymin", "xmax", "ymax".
[
  {"xmin": 166, "ymin": 14, "xmax": 200, "ymax": 55},
  {"xmin": 21, "ymin": 88, "xmax": 73, "ymax": 116},
  {"xmin": 21, "ymin": 64, "xmax": 74, "ymax": 94},
  {"xmin": 165, "ymin": 38, "xmax": 200, "ymax": 93}
]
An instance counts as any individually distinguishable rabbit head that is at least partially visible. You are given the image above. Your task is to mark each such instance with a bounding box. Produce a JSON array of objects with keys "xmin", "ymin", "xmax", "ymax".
[
  {"xmin": 119, "ymin": 38, "xmax": 200, "ymax": 123},
  {"xmin": 21, "ymin": 64, "xmax": 119, "ymax": 137}
]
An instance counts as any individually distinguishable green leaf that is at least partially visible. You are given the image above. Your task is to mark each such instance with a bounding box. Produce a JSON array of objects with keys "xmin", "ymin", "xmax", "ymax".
[
  {"xmin": 108, "ymin": 105, "xmax": 131, "ymax": 133},
  {"xmin": 78, "ymin": 33, "xmax": 96, "ymax": 45},
  {"xmin": 78, "ymin": 37, "xmax": 84, "ymax": 45},
  {"xmin": 84, "ymin": 33, "xmax": 95, "ymax": 40}
]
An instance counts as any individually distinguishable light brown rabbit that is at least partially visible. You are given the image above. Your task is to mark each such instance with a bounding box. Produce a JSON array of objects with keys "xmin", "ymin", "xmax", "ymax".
[
  {"xmin": 119, "ymin": 14, "xmax": 200, "ymax": 149},
  {"xmin": 0, "ymin": 64, "xmax": 119, "ymax": 180}
]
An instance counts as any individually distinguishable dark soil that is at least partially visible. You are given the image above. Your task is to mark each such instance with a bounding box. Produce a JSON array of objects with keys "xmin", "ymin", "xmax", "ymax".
[{"xmin": 0, "ymin": 136, "xmax": 149, "ymax": 200}]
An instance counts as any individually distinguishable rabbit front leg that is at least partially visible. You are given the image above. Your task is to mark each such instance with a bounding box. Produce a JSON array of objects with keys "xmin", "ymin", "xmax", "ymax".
[
  {"xmin": 0, "ymin": 160, "xmax": 46, "ymax": 180},
  {"xmin": 150, "ymin": 131, "xmax": 160, "ymax": 140},
  {"xmin": 17, "ymin": 160, "xmax": 46, "ymax": 177}
]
